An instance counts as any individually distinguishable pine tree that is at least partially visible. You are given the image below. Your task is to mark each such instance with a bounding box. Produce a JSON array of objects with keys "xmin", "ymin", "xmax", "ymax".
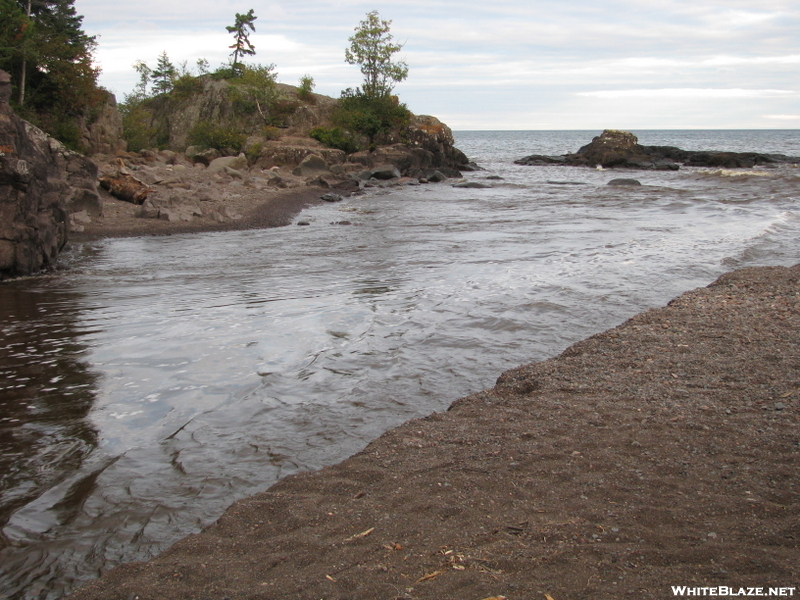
[
  {"xmin": 226, "ymin": 9, "xmax": 257, "ymax": 73},
  {"xmin": 0, "ymin": 0, "xmax": 100, "ymax": 145},
  {"xmin": 150, "ymin": 51, "xmax": 176, "ymax": 94}
]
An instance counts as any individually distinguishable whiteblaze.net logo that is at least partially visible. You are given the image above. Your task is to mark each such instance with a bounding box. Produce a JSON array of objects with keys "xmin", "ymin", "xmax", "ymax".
[{"xmin": 672, "ymin": 587, "xmax": 796, "ymax": 597}]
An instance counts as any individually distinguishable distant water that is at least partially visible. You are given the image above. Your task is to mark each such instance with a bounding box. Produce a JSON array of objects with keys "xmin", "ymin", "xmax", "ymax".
[{"xmin": 1, "ymin": 130, "xmax": 798, "ymax": 599}]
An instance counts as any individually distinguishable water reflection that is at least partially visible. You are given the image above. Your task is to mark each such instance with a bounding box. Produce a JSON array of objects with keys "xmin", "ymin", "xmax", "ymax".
[{"xmin": 0, "ymin": 282, "xmax": 99, "ymax": 597}]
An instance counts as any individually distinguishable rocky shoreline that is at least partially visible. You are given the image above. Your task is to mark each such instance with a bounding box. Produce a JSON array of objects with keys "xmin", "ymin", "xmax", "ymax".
[
  {"xmin": 1, "ymin": 67, "xmax": 474, "ymax": 278},
  {"xmin": 67, "ymin": 264, "xmax": 800, "ymax": 600}
]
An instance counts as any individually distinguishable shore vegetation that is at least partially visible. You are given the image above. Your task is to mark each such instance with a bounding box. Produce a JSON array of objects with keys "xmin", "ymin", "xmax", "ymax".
[{"xmin": 0, "ymin": 0, "xmax": 104, "ymax": 150}]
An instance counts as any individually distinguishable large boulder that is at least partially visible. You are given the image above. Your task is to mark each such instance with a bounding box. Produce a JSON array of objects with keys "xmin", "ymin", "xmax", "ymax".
[
  {"xmin": 255, "ymin": 142, "xmax": 345, "ymax": 170},
  {"xmin": 576, "ymin": 129, "xmax": 639, "ymax": 165},
  {"xmin": 342, "ymin": 115, "xmax": 474, "ymax": 179},
  {"xmin": 292, "ymin": 153, "xmax": 330, "ymax": 177},
  {"xmin": 404, "ymin": 115, "xmax": 473, "ymax": 171},
  {"xmin": 0, "ymin": 70, "xmax": 70, "ymax": 278},
  {"xmin": 347, "ymin": 145, "xmax": 433, "ymax": 173},
  {"xmin": 571, "ymin": 129, "xmax": 679, "ymax": 170},
  {"xmin": 55, "ymin": 145, "xmax": 102, "ymax": 216},
  {"xmin": 207, "ymin": 153, "xmax": 248, "ymax": 175}
]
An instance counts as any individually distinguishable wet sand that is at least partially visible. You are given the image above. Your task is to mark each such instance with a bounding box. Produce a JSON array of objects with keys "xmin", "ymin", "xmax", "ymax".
[{"xmin": 70, "ymin": 185, "xmax": 330, "ymax": 242}]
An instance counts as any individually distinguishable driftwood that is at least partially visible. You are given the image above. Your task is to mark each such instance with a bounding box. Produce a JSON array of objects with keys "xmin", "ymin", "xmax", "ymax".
[{"xmin": 99, "ymin": 159, "xmax": 152, "ymax": 204}]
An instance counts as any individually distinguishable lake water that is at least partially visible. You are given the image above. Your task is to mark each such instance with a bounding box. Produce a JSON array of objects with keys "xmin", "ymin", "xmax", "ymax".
[{"xmin": 1, "ymin": 130, "xmax": 799, "ymax": 599}]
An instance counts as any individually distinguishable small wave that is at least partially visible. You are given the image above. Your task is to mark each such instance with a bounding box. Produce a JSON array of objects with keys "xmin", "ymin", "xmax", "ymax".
[
  {"xmin": 722, "ymin": 210, "xmax": 800, "ymax": 267},
  {"xmin": 697, "ymin": 168, "xmax": 773, "ymax": 178}
]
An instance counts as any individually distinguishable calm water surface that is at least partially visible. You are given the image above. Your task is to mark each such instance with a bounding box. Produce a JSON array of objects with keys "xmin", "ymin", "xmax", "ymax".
[{"xmin": 1, "ymin": 130, "xmax": 799, "ymax": 598}]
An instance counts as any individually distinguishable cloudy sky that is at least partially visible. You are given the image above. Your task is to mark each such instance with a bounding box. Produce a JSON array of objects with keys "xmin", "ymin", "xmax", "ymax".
[{"xmin": 75, "ymin": 0, "xmax": 799, "ymax": 130}]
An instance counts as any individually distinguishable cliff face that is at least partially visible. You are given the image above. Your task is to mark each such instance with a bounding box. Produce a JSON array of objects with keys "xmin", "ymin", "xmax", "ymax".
[
  {"xmin": 77, "ymin": 90, "xmax": 127, "ymax": 156},
  {"xmin": 131, "ymin": 78, "xmax": 338, "ymax": 151},
  {"xmin": 0, "ymin": 70, "xmax": 100, "ymax": 278}
]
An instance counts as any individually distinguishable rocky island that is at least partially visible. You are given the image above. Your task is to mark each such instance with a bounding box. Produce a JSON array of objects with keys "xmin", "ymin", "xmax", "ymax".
[{"xmin": 516, "ymin": 128, "xmax": 800, "ymax": 170}]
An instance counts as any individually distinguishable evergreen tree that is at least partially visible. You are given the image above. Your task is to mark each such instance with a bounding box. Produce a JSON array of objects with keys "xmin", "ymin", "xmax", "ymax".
[
  {"xmin": 150, "ymin": 51, "xmax": 176, "ymax": 94},
  {"xmin": 226, "ymin": 9, "xmax": 257, "ymax": 73},
  {"xmin": 0, "ymin": 0, "xmax": 100, "ymax": 146}
]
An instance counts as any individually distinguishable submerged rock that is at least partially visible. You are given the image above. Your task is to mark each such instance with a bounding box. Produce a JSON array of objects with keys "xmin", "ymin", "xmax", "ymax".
[
  {"xmin": 452, "ymin": 181, "xmax": 492, "ymax": 189},
  {"xmin": 607, "ymin": 178, "xmax": 642, "ymax": 186},
  {"xmin": 320, "ymin": 193, "xmax": 343, "ymax": 202}
]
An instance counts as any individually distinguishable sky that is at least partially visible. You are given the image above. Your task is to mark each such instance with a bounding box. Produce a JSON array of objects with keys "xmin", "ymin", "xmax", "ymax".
[{"xmin": 74, "ymin": 0, "xmax": 800, "ymax": 130}]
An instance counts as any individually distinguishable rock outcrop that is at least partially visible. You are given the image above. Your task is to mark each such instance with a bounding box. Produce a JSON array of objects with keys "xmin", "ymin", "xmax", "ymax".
[
  {"xmin": 77, "ymin": 90, "xmax": 127, "ymax": 156},
  {"xmin": 515, "ymin": 129, "xmax": 800, "ymax": 170},
  {"xmin": 127, "ymin": 76, "xmax": 472, "ymax": 179},
  {"xmin": 0, "ymin": 70, "xmax": 103, "ymax": 278},
  {"xmin": 0, "ymin": 71, "xmax": 66, "ymax": 277}
]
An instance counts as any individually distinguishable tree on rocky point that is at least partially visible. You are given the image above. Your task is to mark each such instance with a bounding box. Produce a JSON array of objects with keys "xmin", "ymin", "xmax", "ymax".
[
  {"xmin": 344, "ymin": 10, "xmax": 408, "ymax": 99},
  {"xmin": 226, "ymin": 9, "xmax": 257, "ymax": 73},
  {"xmin": 150, "ymin": 51, "xmax": 177, "ymax": 94}
]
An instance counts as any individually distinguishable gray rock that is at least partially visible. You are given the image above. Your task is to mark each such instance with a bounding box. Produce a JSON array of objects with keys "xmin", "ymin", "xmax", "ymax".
[
  {"xmin": 607, "ymin": 178, "xmax": 642, "ymax": 186},
  {"xmin": 76, "ymin": 90, "xmax": 127, "ymax": 155},
  {"xmin": 452, "ymin": 181, "xmax": 492, "ymax": 189},
  {"xmin": 207, "ymin": 153, "xmax": 248, "ymax": 175},
  {"xmin": 70, "ymin": 210, "xmax": 92, "ymax": 227},
  {"xmin": 321, "ymin": 193, "xmax": 343, "ymax": 202},
  {"xmin": 158, "ymin": 208, "xmax": 184, "ymax": 222},
  {"xmin": 292, "ymin": 153, "xmax": 330, "ymax": 177},
  {"xmin": 369, "ymin": 164, "xmax": 402, "ymax": 180},
  {"xmin": 224, "ymin": 166, "xmax": 247, "ymax": 180},
  {"xmin": 138, "ymin": 202, "xmax": 160, "ymax": 219},
  {"xmin": 190, "ymin": 148, "xmax": 220, "ymax": 166},
  {"xmin": 0, "ymin": 73, "xmax": 71, "ymax": 277},
  {"xmin": 221, "ymin": 206, "xmax": 242, "ymax": 220}
]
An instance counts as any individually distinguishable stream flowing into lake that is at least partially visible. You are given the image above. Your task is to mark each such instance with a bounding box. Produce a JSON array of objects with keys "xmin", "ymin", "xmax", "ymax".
[{"xmin": 1, "ymin": 130, "xmax": 799, "ymax": 598}]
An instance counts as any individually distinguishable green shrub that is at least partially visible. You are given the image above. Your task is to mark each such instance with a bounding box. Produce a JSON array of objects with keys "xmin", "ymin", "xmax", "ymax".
[
  {"xmin": 120, "ymin": 102, "xmax": 158, "ymax": 153},
  {"xmin": 171, "ymin": 74, "xmax": 202, "ymax": 100},
  {"xmin": 245, "ymin": 142, "xmax": 263, "ymax": 163},
  {"xmin": 187, "ymin": 120, "xmax": 246, "ymax": 152},
  {"xmin": 262, "ymin": 126, "xmax": 282, "ymax": 141},
  {"xmin": 332, "ymin": 88, "xmax": 411, "ymax": 150},
  {"xmin": 49, "ymin": 116, "xmax": 84, "ymax": 152},
  {"xmin": 297, "ymin": 75, "xmax": 315, "ymax": 103},
  {"xmin": 224, "ymin": 63, "xmax": 279, "ymax": 120},
  {"xmin": 211, "ymin": 65, "xmax": 239, "ymax": 80},
  {"xmin": 310, "ymin": 127, "xmax": 360, "ymax": 154}
]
